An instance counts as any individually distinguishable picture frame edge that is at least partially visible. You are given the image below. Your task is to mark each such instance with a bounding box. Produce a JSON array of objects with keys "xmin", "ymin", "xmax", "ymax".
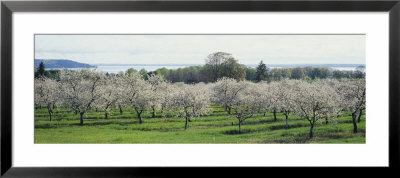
[{"xmin": 1, "ymin": 0, "xmax": 399, "ymax": 177}]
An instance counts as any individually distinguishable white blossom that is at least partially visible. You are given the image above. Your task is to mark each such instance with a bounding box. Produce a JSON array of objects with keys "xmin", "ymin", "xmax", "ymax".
[
  {"xmin": 292, "ymin": 80, "xmax": 340, "ymax": 138},
  {"xmin": 34, "ymin": 77, "xmax": 61, "ymax": 121},
  {"xmin": 59, "ymin": 69, "xmax": 105, "ymax": 125},
  {"xmin": 120, "ymin": 73, "xmax": 152, "ymax": 123},
  {"xmin": 229, "ymin": 81, "xmax": 260, "ymax": 134},
  {"xmin": 213, "ymin": 77, "xmax": 246, "ymax": 114},
  {"xmin": 172, "ymin": 83, "xmax": 211, "ymax": 129},
  {"xmin": 94, "ymin": 75, "xmax": 120, "ymax": 119}
]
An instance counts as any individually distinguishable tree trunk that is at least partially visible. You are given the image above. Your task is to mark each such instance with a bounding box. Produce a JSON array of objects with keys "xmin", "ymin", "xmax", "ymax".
[
  {"xmin": 152, "ymin": 106, "xmax": 156, "ymax": 118},
  {"xmin": 358, "ymin": 109, "xmax": 363, "ymax": 123},
  {"xmin": 119, "ymin": 106, "xmax": 123, "ymax": 115},
  {"xmin": 134, "ymin": 107, "xmax": 143, "ymax": 124},
  {"xmin": 227, "ymin": 106, "xmax": 231, "ymax": 115},
  {"xmin": 105, "ymin": 112, "xmax": 108, "ymax": 119},
  {"xmin": 80, "ymin": 112, "xmax": 84, "ymax": 125},
  {"xmin": 137, "ymin": 112, "xmax": 143, "ymax": 124},
  {"xmin": 47, "ymin": 104, "xmax": 53, "ymax": 121},
  {"xmin": 161, "ymin": 106, "xmax": 166, "ymax": 118},
  {"xmin": 185, "ymin": 116, "xmax": 189, "ymax": 130},
  {"xmin": 285, "ymin": 114, "xmax": 289, "ymax": 129},
  {"xmin": 48, "ymin": 110, "xmax": 53, "ymax": 122},
  {"xmin": 325, "ymin": 116, "xmax": 329, "ymax": 124},
  {"xmin": 263, "ymin": 111, "xmax": 266, "ymax": 117},
  {"xmin": 238, "ymin": 121, "xmax": 242, "ymax": 134},
  {"xmin": 352, "ymin": 112, "xmax": 358, "ymax": 133},
  {"xmin": 309, "ymin": 122, "xmax": 314, "ymax": 139},
  {"xmin": 273, "ymin": 110, "xmax": 277, "ymax": 122}
]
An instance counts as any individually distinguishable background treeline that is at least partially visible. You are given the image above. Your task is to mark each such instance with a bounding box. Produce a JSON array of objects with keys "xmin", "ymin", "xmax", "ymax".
[
  {"xmin": 35, "ymin": 52, "xmax": 365, "ymax": 83},
  {"xmin": 153, "ymin": 65, "xmax": 365, "ymax": 83},
  {"xmin": 146, "ymin": 52, "xmax": 365, "ymax": 83}
]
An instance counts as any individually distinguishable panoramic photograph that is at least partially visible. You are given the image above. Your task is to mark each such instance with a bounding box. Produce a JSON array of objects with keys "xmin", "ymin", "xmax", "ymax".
[{"xmin": 34, "ymin": 34, "xmax": 366, "ymax": 143}]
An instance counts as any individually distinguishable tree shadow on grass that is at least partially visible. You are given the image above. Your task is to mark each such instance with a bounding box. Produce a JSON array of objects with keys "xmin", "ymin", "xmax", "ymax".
[
  {"xmin": 271, "ymin": 135, "xmax": 310, "ymax": 143},
  {"xmin": 222, "ymin": 123, "xmax": 309, "ymax": 135},
  {"xmin": 269, "ymin": 123, "xmax": 309, "ymax": 131},
  {"xmin": 35, "ymin": 120, "xmax": 141, "ymax": 129},
  {"xmin": 272, "ymin": 132, "xmax": 363, "ymax": 144},
  {"xmin": 223, "ymin": 129, "xmax": 252, "ymax": 135},
  {"xmin": 243, "ymin": 119, "xmax": 278, "ymax": 125},
  {"xmin": 243, "ymin": 117, "xmax": 307, "ymax": 126},
  {"xmin": 35, "ymin": 119, "xmax": 189, "ymax": 132}
]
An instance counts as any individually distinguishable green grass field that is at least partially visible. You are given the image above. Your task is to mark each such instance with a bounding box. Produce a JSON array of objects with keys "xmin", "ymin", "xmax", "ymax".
[{"xmin": 34, "ymin": 106, "xmax": 365, "ymax": 144}]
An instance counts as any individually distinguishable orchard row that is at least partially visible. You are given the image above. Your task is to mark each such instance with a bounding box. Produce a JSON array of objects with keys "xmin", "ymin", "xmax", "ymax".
[{"xmin": 35, "ymin": 69, "xmax": 365, "ymax": 138}]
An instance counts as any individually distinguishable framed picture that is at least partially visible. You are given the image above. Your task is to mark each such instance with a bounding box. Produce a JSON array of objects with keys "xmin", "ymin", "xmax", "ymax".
[{"xmin": 1, "ymin": 0, "xmax": 399, "ymax": 177}]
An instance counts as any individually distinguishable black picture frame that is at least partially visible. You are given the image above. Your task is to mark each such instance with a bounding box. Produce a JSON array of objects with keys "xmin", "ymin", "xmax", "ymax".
[{"xmin": 1, "ymin": 0, "xmax": 399, "ymax": 177}]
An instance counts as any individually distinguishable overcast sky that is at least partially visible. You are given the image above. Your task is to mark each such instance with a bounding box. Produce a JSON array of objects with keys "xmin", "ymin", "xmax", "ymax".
[{"xmin": 35, "ymin": 35, "xmax": 365, "ymax": 65}]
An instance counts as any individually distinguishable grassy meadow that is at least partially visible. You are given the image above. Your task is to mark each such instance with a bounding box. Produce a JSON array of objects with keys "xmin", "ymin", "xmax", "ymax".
[{"xmin": 34, "ymin": 105, "xmax": 365, "ymax": 144}]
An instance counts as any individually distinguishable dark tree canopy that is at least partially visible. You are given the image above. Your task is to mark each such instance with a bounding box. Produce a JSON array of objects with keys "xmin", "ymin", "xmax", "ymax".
[
  {"xmin": 203, "ymin": 52, "xmax": 233, "ymax": 82},
  {"xmin": 245, "ymin": 67, "xmax": 257, "ymax": 81},
  {"xmin": 255, "ymin": 60, "xmax": 269, "ymax": 82},
  {"xmin": 200, "ymin": 52, "xmax": 246, "ymax": 82},
  {"xmin": 310, "ymin": 67, "xmax": 331, "ymax": 79},
  {"xmin": 219, "ymin": 58, "xmax": 247, "ymax": 81},
  {"xmin": 139, "ymin": 68, "xmax": 148, "ymax": 79},
  {"xmin": 126, "ymin": 68, "xmax": 138, "ymax": 76},
  {"xmin": 38, "ymin": 62, "xmax": 45, "ymax": 77},
  {"xmin": 290, "ymin": 67, "xmax": 305, "ymax": 80}
]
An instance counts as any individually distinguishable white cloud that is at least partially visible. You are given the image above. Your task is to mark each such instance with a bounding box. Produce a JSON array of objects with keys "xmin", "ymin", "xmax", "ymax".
[{"xmin": 35, "ymin": 35, "xmax": 365, "ymax": 64}]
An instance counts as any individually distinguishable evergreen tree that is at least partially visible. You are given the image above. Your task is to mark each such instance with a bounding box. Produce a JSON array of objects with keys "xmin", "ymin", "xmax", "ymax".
[
  {"xmin": 255, "ymin": 60, "xmax": 269, "ymax": 82},
  {"xmin": 38, "ymin": 61, "xmax": 45, "ymax": 77}
]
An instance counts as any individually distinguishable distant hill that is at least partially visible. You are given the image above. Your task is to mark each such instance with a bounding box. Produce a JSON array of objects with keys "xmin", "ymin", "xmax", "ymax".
[{"xmin": 34, "ymin": 59, "xmax": 95, "ymax": 69}]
